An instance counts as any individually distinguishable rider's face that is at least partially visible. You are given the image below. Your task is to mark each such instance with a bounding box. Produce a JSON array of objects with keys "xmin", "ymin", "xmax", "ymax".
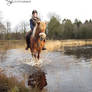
[{"xmin": 33, "ymin": 13, "xmax": 37, "ymax": 17}]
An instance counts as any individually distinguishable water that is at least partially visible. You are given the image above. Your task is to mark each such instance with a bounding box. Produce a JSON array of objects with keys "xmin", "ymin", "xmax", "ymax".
[{"xmin": 0, "ymin": 41, "xmax": 92, "ymax": 92}]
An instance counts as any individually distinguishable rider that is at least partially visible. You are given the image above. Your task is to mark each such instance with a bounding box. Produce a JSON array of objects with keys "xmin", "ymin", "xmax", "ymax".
[{"xmin": 25, "ymin": 10, "xmax": 46, "ymax": 50}]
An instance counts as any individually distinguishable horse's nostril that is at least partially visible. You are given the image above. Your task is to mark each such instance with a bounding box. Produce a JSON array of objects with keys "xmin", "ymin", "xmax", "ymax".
[
  {"xmin": 40, "ymin": 37, "xmax": 43, "ymax": 41},
  {"xmin": 39, "ymin": 32, "xmax": 46, "ymax": 41}
]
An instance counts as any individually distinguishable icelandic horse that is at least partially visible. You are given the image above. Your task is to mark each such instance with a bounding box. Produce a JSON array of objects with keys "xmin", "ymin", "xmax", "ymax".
[{"xmin": 30, "ymin": 21, "xmax": 47, "ymax": 60}]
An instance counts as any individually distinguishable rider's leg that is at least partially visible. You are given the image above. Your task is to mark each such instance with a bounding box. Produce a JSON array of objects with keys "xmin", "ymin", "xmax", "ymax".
[
  {"xmin": 25, "ymin": 24, "xmax": 35, "ymax": 50},
  {"xmin": 25, "ymin": 31, "xmax": 32, "ymax": 50}
]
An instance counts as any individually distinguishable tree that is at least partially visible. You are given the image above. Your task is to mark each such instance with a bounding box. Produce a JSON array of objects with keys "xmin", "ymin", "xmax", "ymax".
[
  {"xmin": 62, "ymin": 19, "xmax": 74, "ymax": 39},
  {"xmin": 48, "ymin": 16, "xmax": 62, "ymax": 39},
  {"xmin": 6, "ymin": 21, "xmax": 11, "ymax": 40},
  {"xmin": 74, "ymin": 19, "xmax": 82, "ymax": 28},
  {"xmin": 18, "ymin": 21, "xmax": 29, "ymax": 39},
  {"xmin": 74, "ymin": 19, "xmax": 82, "ymax": 39},
  {"xmin": 0, "ymin": 23, "xmax": 6, "ymax": 40}
]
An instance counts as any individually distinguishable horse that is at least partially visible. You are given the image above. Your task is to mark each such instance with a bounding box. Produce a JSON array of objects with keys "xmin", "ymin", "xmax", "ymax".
[{"xmin": 30, "ymin": 21, "xmax": 47, "ymax": 60}]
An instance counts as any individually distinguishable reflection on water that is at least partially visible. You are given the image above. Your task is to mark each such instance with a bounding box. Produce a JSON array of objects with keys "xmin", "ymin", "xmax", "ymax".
[
  {"xmin": 28, "ymin": 67, "xmax": 47, "ymax": 90},
  {"xmin": 64, "ymin": 46, "xmax": 92, "ymax": 60},
  {"xmin": 0, "ymin": 40, "xmax": 25, "ymax": 62},
  {"xmin": 0, "ymin": 50, "xmax": 7, "ymax": 62}
]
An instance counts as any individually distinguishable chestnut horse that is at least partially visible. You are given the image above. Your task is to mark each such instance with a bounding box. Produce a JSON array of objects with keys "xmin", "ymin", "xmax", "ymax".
[{"xmin": 30, "ymin": 21, "xmax": 47, "ymax": 60}]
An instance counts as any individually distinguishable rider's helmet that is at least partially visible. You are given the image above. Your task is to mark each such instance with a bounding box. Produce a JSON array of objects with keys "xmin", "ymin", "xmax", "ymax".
[{"xmin": 32, "ymin": 10, "xmax": 38, "ymax": 14}]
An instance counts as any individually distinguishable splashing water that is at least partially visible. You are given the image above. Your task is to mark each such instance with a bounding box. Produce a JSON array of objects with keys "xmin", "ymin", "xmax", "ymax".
[{"xmin": 23, "ymin": 58, "xmax": 44, "ymax": 66}]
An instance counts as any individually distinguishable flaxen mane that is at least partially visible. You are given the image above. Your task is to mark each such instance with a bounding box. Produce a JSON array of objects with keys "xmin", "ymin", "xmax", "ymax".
[{"xmin": 32, "ymin": 22, "xmax": 46, "ymax": 38}]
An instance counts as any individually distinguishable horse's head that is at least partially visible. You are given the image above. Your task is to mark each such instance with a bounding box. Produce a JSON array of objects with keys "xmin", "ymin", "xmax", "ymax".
[{"xmin": 36, "ymin": 21, "xmax": 47, "ymax": 40}]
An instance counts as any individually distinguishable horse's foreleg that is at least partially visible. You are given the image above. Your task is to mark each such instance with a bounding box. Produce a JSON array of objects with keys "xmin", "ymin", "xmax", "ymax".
[
  {"xmin": 33, "ymin": 50, "xmax": 37, "ymax": 59},
  {"xmin": 31, "ymin": 53, "xmax": 33, "ymax": 57},
  {"xmin": 37, "ymin": 51, "xmax": 40, "ymax": 60},
  {"xmin": 30, "ymin": 48, "xmax": 33, "ymax": 58},
  {"xmin": 34, "ymin": 53, "xmax": 36, "ymax": 58},
  {"xmin": 30, "ymin": 48, "xmax": 37, "ymax": 59}
]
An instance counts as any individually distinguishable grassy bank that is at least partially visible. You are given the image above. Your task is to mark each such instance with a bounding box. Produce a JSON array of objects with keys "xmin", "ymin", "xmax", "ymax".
[
  {"xmin": 1, "ymin": 40, "xmax": 92, "ymax": 51},
  {"xmin": 0, "ymin": 72, "xmax": 30, "ymax": 92},
  {"xmin": 46, "ymin": 40, "xmax": 92, "ymax": 51}
]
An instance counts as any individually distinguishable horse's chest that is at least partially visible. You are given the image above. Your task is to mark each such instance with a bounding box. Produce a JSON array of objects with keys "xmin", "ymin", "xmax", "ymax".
[{"xmin": 37, "ymin": 40, "xmax": 43, "ymax": 48}]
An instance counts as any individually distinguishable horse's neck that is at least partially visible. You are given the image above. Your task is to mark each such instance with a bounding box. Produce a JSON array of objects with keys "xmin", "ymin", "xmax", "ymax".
[
  {"xmin": 32, "ymin": 24, "xmax": 40, "ymax": 40},
  {"xmin": 32, "ymin": 24, "xmax": 38, "ymax": 37}
]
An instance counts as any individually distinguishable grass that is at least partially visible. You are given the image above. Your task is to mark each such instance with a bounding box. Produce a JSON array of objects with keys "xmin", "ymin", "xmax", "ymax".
[
  {"xmin": 0, "ymin": 72, "xmax": 30, "ymax": 92},
  {"xmin": 1, "ymin": 40, "xmax": 92, "ymax": 51}
]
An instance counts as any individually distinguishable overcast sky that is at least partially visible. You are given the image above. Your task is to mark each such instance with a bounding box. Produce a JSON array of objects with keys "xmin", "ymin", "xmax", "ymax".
[{"xmin": 0, "ymin": 0, "xmax": 92, "ymax": 29}]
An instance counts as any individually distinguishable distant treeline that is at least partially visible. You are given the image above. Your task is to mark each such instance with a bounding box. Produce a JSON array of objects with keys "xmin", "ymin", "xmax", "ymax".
[
  {"xmin": 0, "ymin": 21, "xmax": 27, "ymax": 40},
  {"xmin": 0, "ymin": 16, "xmax": 92, "ymax": 40},
  {"xmin": 48, "ymin": 16, "xmax": 92, "ymax": 39}
]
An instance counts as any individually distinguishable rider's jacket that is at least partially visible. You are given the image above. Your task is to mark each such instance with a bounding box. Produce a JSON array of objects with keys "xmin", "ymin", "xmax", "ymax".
[{"xmin": 30, "ymin": 16, "xmax": 40, "ymax": 31}]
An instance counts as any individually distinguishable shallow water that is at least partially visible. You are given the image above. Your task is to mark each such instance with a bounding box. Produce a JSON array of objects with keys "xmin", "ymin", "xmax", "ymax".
[{"xmin": 0, "ymin": 41, "xmax": 92, "ymax": 92}]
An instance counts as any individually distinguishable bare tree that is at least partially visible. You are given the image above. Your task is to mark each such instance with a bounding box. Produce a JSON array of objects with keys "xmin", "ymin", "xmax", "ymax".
[
  {"xmin": 6, "ymin": 21, "xmax": 11, "ymax": 40},
  {"xmin": 19, "ymin": 21, "xmax": 29, "ymax": 39},
  {"xmin": 0, "ymin": 23, "xmax": 6, "ymax": 40}
]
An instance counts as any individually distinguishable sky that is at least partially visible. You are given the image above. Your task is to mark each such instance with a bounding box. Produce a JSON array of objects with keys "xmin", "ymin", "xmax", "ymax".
[{"xmin": 0, "ymin": 0, "xmax": 92, "ymax": 30}]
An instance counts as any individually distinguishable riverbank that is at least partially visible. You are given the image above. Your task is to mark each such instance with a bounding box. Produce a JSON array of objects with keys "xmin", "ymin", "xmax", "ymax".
[
  {"xmin": 1, "ymin": 40, "xmax": 92, "ymax": 51},
  {"xmin": 46, "ymin": 40, "xmax": 92, "ymax": 51}
]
